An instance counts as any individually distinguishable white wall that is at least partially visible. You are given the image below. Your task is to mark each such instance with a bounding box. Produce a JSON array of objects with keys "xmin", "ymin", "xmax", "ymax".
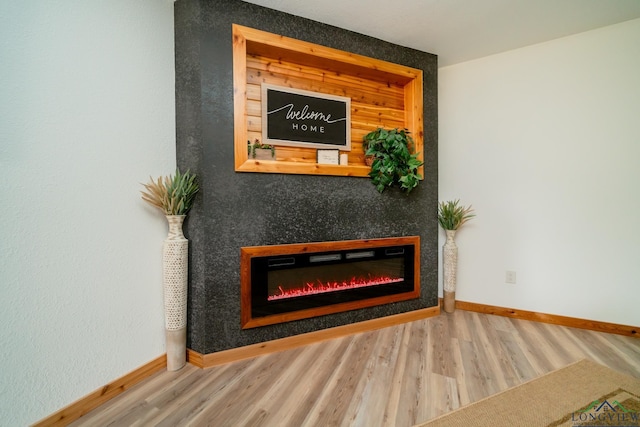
[
  {"xmin": 439, "ymin": 18, "xmax": 640, "ymax": 327},
  {"xmin": 0, "ymin": 1, "xmax": 176, "ymax": 425}
]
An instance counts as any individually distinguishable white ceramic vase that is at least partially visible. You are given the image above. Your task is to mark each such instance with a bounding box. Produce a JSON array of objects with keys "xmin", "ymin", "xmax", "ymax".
[
  {"xmin": 443, "ymin": 229, "xmax": 458, "ymax": 313},
  {"xmin": 163, "ymin": 215, "xmax": 188, "ymax": 371}
]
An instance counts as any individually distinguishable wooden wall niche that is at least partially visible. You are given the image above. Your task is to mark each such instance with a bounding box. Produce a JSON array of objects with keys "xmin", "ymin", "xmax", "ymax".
[{"xmin": 232, "ymin": 24, "xmax": 424, "ymax": 177}]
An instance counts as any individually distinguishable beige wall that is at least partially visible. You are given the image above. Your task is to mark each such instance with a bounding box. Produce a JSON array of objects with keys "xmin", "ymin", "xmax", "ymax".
[
  {"xmin": 0, "ymin": 1, "xmax": 176, "ymax": 424},
  {"xmin": 438, "ymin": 18, "xmax": 640, "ymax": 326}
]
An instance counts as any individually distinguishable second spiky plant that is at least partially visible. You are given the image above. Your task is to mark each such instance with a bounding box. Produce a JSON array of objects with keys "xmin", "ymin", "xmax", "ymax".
[{"xmin": 437, "ymin": 199, "xmax": 475, "ymax": 230}]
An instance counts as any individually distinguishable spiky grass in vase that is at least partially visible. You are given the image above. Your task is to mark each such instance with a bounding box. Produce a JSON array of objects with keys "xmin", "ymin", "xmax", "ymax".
[
  {"xmin": 438, "ymin": 199, "xmax": 475, "ymax": 230},
  {"xmin": 141, "ymin": 169, "xmax": 199, "ymax": 215}
]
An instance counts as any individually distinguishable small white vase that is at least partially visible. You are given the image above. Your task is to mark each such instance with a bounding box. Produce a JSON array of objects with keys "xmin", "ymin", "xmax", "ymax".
[
  {"xmin": 163, "ymin": 215, "xmax": 188, "ymax": 371},
  {"xmin": 443, "ymin": 229, "xmax": 458, "ymax": 313}
]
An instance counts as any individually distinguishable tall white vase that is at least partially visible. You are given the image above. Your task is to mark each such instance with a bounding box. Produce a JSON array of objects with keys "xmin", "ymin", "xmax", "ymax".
[
  {"xmin": 163, "ymin": 215, "xmax": 188, "ymax": 371},
  {"xmin": 443, "ymin": 229, "xmax": 458, "ymax": 313}
]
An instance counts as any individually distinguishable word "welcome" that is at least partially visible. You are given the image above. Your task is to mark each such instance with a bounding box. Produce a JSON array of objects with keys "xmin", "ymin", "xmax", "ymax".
[{"xmin": 267, "ymin": 103, "xmax": 347, "ymax": 124}]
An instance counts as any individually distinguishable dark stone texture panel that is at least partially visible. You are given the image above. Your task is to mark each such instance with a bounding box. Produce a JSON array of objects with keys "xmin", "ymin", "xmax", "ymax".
[{"xmin": 175, "ymin": 0, "xmax": 439, "ymax": 354}]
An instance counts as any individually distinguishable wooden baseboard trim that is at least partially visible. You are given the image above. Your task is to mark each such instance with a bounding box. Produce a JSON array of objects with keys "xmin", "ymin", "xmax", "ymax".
[
  {"xmin": 188, "ymin": 306, "xmax": 440, "ymax": 368},
  {"xmin": 451, "ymin": 299, "xmax": 638, "ymax": 338},
  {"xmin": 32, "ymin": 354, "xmax": 167, "ymax": 427}
]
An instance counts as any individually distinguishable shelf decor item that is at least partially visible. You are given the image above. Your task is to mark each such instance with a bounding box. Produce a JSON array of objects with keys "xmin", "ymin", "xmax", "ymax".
[
  {"xmin": 248, "ymin": 138, "xmax": 275, "ymax": 160},
  {"xmin": 141, "ymin": 169, "xmax": 199, "ymax": 371},
  {"xmin": 438, "ymin": 199, "xmax": 475, "ymax": 313},
  {"xmin": 316, "ymin": 149, "xmax": 340, "ymax": 165}
]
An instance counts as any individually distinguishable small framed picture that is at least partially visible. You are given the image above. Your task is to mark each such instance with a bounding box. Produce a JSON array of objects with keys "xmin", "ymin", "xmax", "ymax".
[{"xmin": 316, "ymin": 149, "xmax": 340, "ymax": 165}]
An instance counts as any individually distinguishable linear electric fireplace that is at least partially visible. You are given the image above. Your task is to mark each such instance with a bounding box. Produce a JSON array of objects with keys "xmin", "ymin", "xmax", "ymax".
[{"xmin": 240, "ymin": 236, "xmax": 420, "ymax": 328}]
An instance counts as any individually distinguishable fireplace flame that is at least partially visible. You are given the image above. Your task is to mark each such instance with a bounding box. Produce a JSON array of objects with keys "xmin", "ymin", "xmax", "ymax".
[{"xmin": 267, "ymin": 275, "xmax": 404, "ymax": 301}]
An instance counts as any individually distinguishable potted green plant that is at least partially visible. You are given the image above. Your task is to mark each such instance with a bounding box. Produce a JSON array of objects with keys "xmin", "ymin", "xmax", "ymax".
[
  {"xmin": 248, "ymin": 138, "xmax": 276, "ymax": 160},
  {"xmin": 140, "ymin": 168, "xmax": 198, "ymax": 371},
  {"xmin": 437, "ymin": 199, "xmax": 475, "ymax": 313},
  {"xmin": 362, "ymin": 127, "xmax": 423, "ymax": 193}
]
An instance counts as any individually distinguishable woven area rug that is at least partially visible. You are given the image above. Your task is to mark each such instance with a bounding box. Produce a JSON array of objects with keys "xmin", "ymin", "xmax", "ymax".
[{"xmin": 418, "ymin": 359, "xmax": 640, "ymax": 427}]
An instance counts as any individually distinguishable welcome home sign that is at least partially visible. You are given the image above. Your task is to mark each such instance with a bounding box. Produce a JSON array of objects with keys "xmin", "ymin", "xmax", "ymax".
[{"xmin": 261, "ymin": 84, "xmax": 351, "ymax": 150}]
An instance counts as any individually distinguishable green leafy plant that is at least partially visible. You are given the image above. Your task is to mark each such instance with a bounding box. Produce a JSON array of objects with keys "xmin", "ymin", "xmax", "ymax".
[
  {"xmin": 141, "ymin": 169, "xmax": 199, "ymax": 215},
  {"xmin": 363, "ymin": 127, "xmax": 423, "ymax": 193},
  {"xmin": 438, "ymin": 199, "xmax": 475, "ymax": 230},
  {"xmin": 247, "ymin": 138, "xmax": 275, "ymax": 159}
]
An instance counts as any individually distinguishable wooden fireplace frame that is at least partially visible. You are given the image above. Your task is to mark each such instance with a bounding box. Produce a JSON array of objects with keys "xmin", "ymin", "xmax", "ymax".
[{"xmin": 240, "ymin": 236, "xmax": 420, "ymax": 329}]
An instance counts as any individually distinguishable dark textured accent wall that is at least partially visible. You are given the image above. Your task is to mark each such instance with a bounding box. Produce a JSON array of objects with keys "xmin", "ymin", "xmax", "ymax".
[{"xmin": 175, "ymin": 0, "xmax": 439, "ymax": 354}]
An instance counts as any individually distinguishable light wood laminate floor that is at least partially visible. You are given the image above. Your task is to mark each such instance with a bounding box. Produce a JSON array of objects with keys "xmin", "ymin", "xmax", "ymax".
[{"xmin": 71, "ymin": 310, "xmax": 640, "ymax": 427}]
